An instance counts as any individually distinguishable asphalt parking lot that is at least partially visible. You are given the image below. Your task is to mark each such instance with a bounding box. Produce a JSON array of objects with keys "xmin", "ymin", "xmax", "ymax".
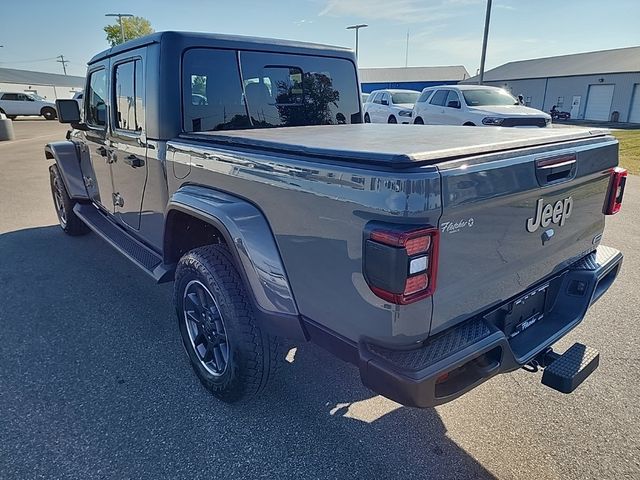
[{"xmin": 1, "ymin": 119, "xmax": 639, "ymax": 480}]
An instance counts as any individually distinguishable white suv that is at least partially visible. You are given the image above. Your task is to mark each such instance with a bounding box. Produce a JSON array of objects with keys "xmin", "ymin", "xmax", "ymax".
[
  {"xmin": 363, "ymin": 89, "xmax": 420, "ymax": 124},
  {"xmin": 412, "ymin": 85, "xmax": 551, "ymax": 127},
  {"xmin": 0, "ymin": 92, "xmax": 58, "ymax": 120}
]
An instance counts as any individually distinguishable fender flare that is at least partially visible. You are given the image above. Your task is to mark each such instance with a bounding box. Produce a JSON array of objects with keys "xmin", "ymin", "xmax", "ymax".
[
  {"xmin": 165, "ymin": 185, "xmax": 307, "ymax": 341},
  {"xmin": 44, "ymin": 141, "xmax": 89, "ymax": 200}
]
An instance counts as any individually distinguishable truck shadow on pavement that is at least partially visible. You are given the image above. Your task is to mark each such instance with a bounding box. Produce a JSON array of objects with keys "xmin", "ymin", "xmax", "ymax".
[{"xmin": 0, "ymin": 226, "xmax": 496, "ymax": 480}]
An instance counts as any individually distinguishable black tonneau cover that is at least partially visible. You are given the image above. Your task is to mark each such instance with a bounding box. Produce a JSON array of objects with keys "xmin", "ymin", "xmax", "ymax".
[{"xmin": 181, "ymin": 124, "xmax": 609, "ymax": 168}]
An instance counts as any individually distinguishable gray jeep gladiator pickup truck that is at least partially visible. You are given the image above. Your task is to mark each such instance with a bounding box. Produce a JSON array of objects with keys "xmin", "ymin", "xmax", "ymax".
[{"xmin": 48, "ymin": 32, "xmax": 626, "ymax": 407}]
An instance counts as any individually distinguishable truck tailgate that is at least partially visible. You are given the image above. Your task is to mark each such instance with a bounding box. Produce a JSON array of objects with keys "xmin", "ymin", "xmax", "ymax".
[{"xmin": 430, "ymin": 136, "xmax": 619, "ymax": 335}]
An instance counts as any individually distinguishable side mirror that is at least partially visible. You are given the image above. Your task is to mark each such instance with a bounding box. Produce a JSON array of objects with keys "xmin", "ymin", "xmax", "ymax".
[
  {"xmin": 381, "ymin": 99, "xmax": 389, "ymax": 106},
  {"xmin": 447, "ymin": 100, "xmax": 461, "ymax": 109},
  {"xmin": 55, "ymin": 99, "xmax": 81, "ymax": 124}
]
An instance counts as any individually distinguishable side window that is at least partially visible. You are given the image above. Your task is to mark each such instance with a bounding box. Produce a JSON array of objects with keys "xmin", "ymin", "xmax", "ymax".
[
  {"xmin": 182, "ymin": 48, "xmax": 249, "ymax": 132},
  {"xmin": 86, "ymin": 69, "xmax": 107, "ymax": 128},
  {"xmin": 417, "ymin": 90, "xmax": 432, "ymax": 103},
  {"xmin": 445, "ymin": 90, "xmax": 460, "ymax": 108},
  {"xmin": 429, "ymin": 90, "xmax": 448, "ymax": 106},
  {"xmin": 113, "ymin": 59, "xmax": 144, "ymax": 132}
]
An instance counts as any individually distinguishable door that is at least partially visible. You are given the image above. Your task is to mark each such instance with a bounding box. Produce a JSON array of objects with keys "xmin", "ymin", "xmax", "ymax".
[
  {"xmin": 584, "ymin": 84, "xmax": 614, "ymax": 121},
  {"xmin": 81, "ymin": 66, "xmax": 112, "ymax": 210},
  {"xmin": 570, "ymin": 95, "xmax": 581, "ymax": 118},
  {"xmin": 378, "ymin": 92, "xmax": 390, "ymax": 122},
  {"xmin": 628, "ymin": 84, "xmax": 640, "ymax": 123},
  {"xmin": 110, "ymin": 58, "xmax": 147, "ymax": 230},
  {"xmin": 426, "ymin": 89, "xmax": 448, "ymax": 124},
  {"xmin": 441, "ymin": 90, "xmax": 462, "ymax": 124}
]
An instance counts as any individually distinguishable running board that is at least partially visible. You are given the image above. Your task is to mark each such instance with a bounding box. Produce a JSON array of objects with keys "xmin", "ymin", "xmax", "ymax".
[{"xmin": 74, "ymin": 204, "xmax": 174, "ymax": 283}]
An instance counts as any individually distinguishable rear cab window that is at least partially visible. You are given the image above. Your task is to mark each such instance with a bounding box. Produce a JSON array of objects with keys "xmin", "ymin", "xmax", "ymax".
[{"xmin": 182, "ymin": 48, "xmax": 361, "ymax": 132}]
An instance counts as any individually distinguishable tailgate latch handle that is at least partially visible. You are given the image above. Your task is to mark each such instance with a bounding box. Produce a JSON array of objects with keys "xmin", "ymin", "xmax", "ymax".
[{"xmin": 535, "ymin": 154, "xmax": 577, "ymax": 186}]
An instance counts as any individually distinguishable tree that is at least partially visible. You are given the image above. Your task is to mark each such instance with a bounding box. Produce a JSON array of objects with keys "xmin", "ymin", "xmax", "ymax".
[{"xmin": 104, "ymin": 16, "xmax": 154, "ymax": 46}]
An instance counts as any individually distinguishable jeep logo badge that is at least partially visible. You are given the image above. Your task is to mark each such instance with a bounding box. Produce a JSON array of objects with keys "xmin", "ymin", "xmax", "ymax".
[{"xmin": 526, "ymin": 197, "xmax": 573, "ymax": 233}]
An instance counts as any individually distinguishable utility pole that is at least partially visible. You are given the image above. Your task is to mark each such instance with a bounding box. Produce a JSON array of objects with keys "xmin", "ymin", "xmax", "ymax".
[
  {"xmin": 105, "ymin": 13, "xmax": 134, "ymax": 43},
  {"xmin": 405, "ymin": 30, "xmax": 409, "ymax": 68},
  {"xmin": 346, "ymin": 24, "xmax": 368, "ymax": 61},
  {"xmin": 56, "ymin": 55, "xmax": 69, "ymax": 75},
  {"xmin": 478, "ymin": 0, "xmax": 492, "ymax": 84}
]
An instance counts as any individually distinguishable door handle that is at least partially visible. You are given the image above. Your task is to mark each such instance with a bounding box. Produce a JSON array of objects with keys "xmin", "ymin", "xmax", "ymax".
[
  {"xmin": 124, "ymin": 155, "xmax": 145, "ymax": 168},
  {"xmin": 97, "ymin": 146, "xmax": 108, "ymax": 157}
]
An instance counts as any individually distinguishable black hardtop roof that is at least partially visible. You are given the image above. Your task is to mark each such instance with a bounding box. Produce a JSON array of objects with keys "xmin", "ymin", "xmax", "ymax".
[{"xmin": 89, "ymin": 30, "xmax": 354, "ymax": 64}]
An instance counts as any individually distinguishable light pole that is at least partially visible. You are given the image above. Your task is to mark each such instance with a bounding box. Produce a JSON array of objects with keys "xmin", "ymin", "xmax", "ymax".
[
  {"xmin": 346, "ymin": 24, "xmax": 368, "ymax": 60},
  {"xmin": 105, "ymin": 13, "xmax": 134, "ymax": 43},
  {"xmin": 478, "ymin": 0, "xmax": 492, "ymax": 84}
]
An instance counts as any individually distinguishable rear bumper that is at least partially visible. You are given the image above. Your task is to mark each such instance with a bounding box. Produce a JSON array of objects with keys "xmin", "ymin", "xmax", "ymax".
[{"xmin": 357, "ymin": 246, "xmax": 622, "ymax": 408}]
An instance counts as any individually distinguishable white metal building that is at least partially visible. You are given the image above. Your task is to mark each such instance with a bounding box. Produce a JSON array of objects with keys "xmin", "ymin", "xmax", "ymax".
[
  {"xmin": 0, "ymin": 67, "xmax": 84, "ymax": 100},
  {"xmin": 461, "ymin": 46, "xmax": 640, "ymax": 123}
]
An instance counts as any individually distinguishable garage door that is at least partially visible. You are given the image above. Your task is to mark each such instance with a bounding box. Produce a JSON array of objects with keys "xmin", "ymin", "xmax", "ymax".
[
  {"xmin": 584, "ymin": 84, "xmax": 614, "ymax": 121},
  {"xmin": 629, "ymin": 84, "xmax": 640, "ymax": 123}
]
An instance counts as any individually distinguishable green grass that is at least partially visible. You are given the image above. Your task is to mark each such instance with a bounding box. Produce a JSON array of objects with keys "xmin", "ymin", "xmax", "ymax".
[{"xmin": 612, "ymin": 130, "xmax": 640, "ymax": 175}]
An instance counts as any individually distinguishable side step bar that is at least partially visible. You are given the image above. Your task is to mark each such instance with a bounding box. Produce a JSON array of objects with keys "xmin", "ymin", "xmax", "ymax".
[{"xmin": 74, "ymin": 204, "xmax": 174, "ymax": 283}]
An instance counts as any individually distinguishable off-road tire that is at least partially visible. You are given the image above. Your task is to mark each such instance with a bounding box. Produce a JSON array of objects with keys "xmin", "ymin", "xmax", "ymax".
[
  {"xmin": 41, "ymin": 107, "xmax": 57, "ymax": 120},
  {"xmin": 175, "ymin": 244, "xmax": 281, "ymax": 403},
  {"xmin": 414, "ymin": 117, "xmax": 424, "ymax": 124},
  {"xmin": 364, "ymin": 113, "xmax": 371, "ymax": 123},
  {"xmin": 49, "ymin": 164, "xmax": 90, "ymax": 236}
]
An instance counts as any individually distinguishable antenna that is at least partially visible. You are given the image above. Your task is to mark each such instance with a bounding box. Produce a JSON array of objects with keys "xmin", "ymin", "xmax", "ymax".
[{"xmin": 56, "ymin": 55, "xmax": 69, "ymax": 75}]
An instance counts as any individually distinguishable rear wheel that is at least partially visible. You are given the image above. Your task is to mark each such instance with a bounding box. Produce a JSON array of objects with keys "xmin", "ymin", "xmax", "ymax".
[
  {"xmin": 388, "ymin": 116, "xmax": 397, "ymax": 124},
  {"xmin": 49, "ymin": 165, "xmax": 90, "ymax": 236},
  {"xmin": 414, "ymin": 117, "xmax": 424, "ymax": 125},
  {"xmin": 175, "ymin": 244, "xmax": 281, "ymax": 403},
  {"xmin": 364, "ymin": 113, "xmax": 371, "ymax": 123},
  {"xmin": 41, "ymin": 107, "xmax": 57, "ymax": 120}
]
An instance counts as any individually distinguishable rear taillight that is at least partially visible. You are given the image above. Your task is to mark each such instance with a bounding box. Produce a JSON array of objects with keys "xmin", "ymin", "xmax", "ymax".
[
  {"xmin": 364, "ymin": 225, "xmax": 439, "ymax": 305},
  {"xmin": 604, "ymin": 167, "xmax": 627, "ymax": 215}
]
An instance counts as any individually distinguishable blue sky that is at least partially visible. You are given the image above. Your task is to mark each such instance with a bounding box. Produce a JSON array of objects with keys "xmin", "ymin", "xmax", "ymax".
[{"xmin": 1, "ymin": 0, "xmax": 638, "ymax": 77}]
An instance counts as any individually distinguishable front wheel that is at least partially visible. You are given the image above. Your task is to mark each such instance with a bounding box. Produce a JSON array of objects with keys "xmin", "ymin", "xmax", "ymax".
[
  {"xmin": 41, "ymin": 107, "xmax": 57, "ymax": 120},
  {"xmin": 49, "ymin": 165, "xmax": 90, "ymax": 236},
  {"xmin": 174, "ymin": 244, "xmax": 281, "ymax": 403}
]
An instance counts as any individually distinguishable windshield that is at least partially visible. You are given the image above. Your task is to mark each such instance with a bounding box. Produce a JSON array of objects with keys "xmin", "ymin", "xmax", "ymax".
[
  {"xmin": 391, "ymin": 92, "xmax": 420, "ymax": 105},
  {"xmin": 462, "ymin": 89, "xmax": 518, "ymax": 106}
]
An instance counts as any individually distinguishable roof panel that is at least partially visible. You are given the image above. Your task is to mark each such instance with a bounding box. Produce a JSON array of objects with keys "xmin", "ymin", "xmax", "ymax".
[
  {"xmin": 0, "ymin": 67, "xmax": 84, "ymax": 88},
  {"xmin": 462, "ymin": 45, "xmax": 640, "ymax": 82}
]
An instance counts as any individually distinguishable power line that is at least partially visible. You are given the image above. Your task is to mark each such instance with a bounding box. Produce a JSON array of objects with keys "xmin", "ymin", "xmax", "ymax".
[{"xmin": 56, "ymin": 55, "xmax": 69, "ymax": 75}]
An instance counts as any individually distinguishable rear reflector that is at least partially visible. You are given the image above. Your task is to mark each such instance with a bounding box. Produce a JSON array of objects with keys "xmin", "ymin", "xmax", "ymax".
[
  {"xmin": 405, "ymin": 274, "xmax": 428, "ymax": 295},
  {"xmin": 604, "ymin": 167, "xmax": 627, "ymax": 215}
]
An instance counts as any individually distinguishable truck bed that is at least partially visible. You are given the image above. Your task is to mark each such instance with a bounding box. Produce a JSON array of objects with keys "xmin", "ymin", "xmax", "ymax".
[{"xmin": 181, "ymin": 124, "xmax": 610, "ymax": 168}]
